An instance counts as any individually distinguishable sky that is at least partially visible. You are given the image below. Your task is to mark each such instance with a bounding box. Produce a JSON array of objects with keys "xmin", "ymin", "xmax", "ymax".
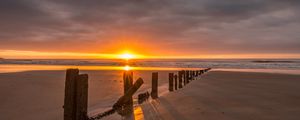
[{"xmin": 0, "ymin": 0, "xmax": 300, "ymax": 59}]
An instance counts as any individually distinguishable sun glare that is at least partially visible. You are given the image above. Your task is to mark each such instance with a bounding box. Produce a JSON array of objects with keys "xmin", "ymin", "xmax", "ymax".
[
  {"xmin": 124, "ymin": 65, "xmax": 131, "ymax": 71},
  {"xmin": 119, "ymin": 53, "xmax": 135, "ymax": 60}
]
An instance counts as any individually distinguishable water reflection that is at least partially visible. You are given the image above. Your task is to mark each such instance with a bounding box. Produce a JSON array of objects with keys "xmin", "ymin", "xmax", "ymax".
[
  {"xmin": 124, "ymin": 65, "xmax": 131, "ymax": 71},
  {"xmin": 0, "ymin": 64, "xmax": 202, "ymax": 73}
]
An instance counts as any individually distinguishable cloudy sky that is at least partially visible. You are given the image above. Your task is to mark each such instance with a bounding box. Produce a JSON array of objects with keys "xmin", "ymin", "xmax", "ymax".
[{"xmin": 0, "ymin": 0, "xmax": 300, "ymax": 58}]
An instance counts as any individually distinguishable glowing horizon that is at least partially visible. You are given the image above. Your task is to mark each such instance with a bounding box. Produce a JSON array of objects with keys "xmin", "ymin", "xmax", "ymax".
[
  {"xmin": 1, "ymin": 49, "xmax": 300, "ymax": 59},
  {"xmin": 120, "ymin": 54, "xmax": 135, "ymax": 60}
]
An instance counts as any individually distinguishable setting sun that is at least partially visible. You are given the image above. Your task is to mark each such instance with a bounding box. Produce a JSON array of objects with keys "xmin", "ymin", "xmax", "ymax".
[{"xmin": 119, "ymin": 53, "xmax": 135, "ymax": 60}]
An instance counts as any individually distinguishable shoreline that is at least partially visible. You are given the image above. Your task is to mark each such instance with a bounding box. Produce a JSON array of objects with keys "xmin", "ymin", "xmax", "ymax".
[{"xmin": 1, "ymin": 64, "xmax": 300, "ymax": 75}]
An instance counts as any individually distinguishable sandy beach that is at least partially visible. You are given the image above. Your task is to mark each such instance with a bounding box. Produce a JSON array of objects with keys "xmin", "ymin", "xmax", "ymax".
[
  {"xmin": 0, "ymin": 70, "xmax": 172, "ymax": 120},
  {"xmin": 2, "ymin": 0, "xmax": 300, "ymax": 119},
  {"xmin": 0, "ymin": 70, "xmax": 300, "ymax": 120},
  {"xmin": 142, "ymin": 71, "xmax": 300, "ymax": 120}
]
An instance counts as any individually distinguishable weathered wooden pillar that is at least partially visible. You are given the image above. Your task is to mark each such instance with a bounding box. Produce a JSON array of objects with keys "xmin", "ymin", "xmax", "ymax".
[
  {"xmin": 183, "ymin": 70, "xmax": 186, "ymax": 85},
  {"xmin": 192, "ymin": 71, "xmax": 194, "ymax": 79},
  {"xmin": 75, "ymin": 74, "xmax": 88, "ymax": 120},
  {"xmin": 123, "ymin": 71, "xmax": 133, "ymax": 113},
  {"xmin": 174, "ymin": 74, "xmax": 178, "ymax": 90},
  {"xmin": 191, "ymin": 71, "xmax": 193, "ymax": 80},
  {"xmin": 151, "ymin": 72, "xmax": 158, "ymax": 99},
  {"xmin": 64, "ymin": 69, "xmax": 79, "ymax": 120},
  {"xmin": 64, "ymin": 69, "xmax": 88, "ymax": 120},
  {"xmin": 193, "ymin": 71, "xmax": 196, "ymax": 78},
  {"xmin": 114, "ymin": 78, "xmax": 144, "ymax": 108},
  {"xmin": 124, "ymin": 71, "xmax": 133, "ymax": 93},
  {"xmin": 169, "ymin": 73, "xmax": 174, "ymax": 91},
  {"xmin": 178, "ymin": 71, "xmax": 183, "ymax": 88},
  {"xmin": 189, "ymin": 70, "xmax": 192, "ymax": 82},
  {"xmin": 113, "ymin": 78, "xmax": 144, "ymax": 119},
  {"xmin": 185, "ymin": 70, "xmax": 190, "ymax": 84}
]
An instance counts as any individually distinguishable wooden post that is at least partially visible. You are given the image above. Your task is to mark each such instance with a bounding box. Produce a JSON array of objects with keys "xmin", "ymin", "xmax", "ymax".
[
  {"xmin": 193, "ymin": 71, "xmax": 196, "ymax": 78},
  {"xmin": 64, "ymin": 69, "xmax": 79, "ymax": 120},
  {"xmin": 114, "ymin": 78, "xmax": 144, "ymax": 108},
  {"xmin": 123, "ymin": 71, "xmax": 133, "ymax": 94},
  {"xmin": 178, "ymin": 71, "xmax": 183, "ymax": 88},
  {"xmin": 169, "ymin": 73, "xmax": 174, "ymax": 91},
  {"xmin": 174, "ymin": 74, "xmax": 178, "ymax": 90},
  {"xmin": 151, "ymin": 72, "xmax": 158, "ymax": 99},
  {"xmin": 191, "ymin": 71, "xmax": 195, "ymax": 80},
  {"xmin": 191, "ymin": 71, "xmax": 193, "ymax": 80},
  {"xmin": 75, "ymin": 74, "xmax": 88, "ymax": 120},
  {"xmin": 185, "ymin": 70, "xmax": 190, "ymax": 84},
  {"xmin": 188, "ymin": 70, "xmax": 191, "ymax": 81},
  {"xmin": 183, "ymin": 70, "xmax": 186, "ymax": 85},
  {"xmin": 123, "ymin": 71, "xmax": 133, "ymax": 114},
  {"xmin": 64, "ymin": 69, "xmax": 88, "ymax": 120},
  {"xmin": 138, "ymin": 92, "xmax": 150, "ymax": 104}
]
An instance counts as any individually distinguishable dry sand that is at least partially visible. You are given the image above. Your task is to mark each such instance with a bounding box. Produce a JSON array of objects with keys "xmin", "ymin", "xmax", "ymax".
[
  {"xmin": 0, "ymin": 70, "xmax": 300, "ymax": 120},
  {"xmin": 141, "ymin": 71, "xmax": 300, "ymax": 120}
]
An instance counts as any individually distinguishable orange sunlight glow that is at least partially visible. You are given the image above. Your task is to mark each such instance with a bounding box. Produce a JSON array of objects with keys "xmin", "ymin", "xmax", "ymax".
[
  {"xmin": 119, "ymin": 53, "xmax": 135, "ymax": 60},
  {"xmin": 123, "ymin": 65, "xmax": 131, "ymax": 71},
  {"xmin": 1, "ymin": 49, "xmax": 300, "ymax": 59}
]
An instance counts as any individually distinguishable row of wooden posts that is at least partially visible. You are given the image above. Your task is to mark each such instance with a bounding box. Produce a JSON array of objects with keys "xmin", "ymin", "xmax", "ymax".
[
  {"xmin": 64, "ymin": 69, "xmax": 88, "ymax": 120},
  {"xmin": 168, "ymin": 68, "xmax": 211, "ymax": 92},
  {"xmin": 64, "ymin": 70, "xmax": 145, "ymax": 120},
  {"xmin": 63, "ymin": 68, "xmax": 211, "ymax": 120},
  {"xmin": 147, "ymin": 68, "xmax": 212, "ymax": 101}
]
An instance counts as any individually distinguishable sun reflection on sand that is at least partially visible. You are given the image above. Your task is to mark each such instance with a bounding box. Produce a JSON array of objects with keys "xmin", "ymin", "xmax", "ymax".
[
  {"xmin": 124, "ymin": 65, "xmax": 131, "ymax": 71},
  {"xmin": 133, "ymin": 106, "xmax": 145, "ymax": 120}
]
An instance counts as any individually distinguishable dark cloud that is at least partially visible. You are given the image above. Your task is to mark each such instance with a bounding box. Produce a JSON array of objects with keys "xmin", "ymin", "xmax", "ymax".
[{"xmin": 0, "ymin": 0, "xmax": 300, "ymax": 55}]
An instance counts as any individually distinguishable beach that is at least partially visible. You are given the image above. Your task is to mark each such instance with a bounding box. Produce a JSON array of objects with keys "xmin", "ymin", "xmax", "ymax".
[
  {"xmin": 0, "ymin": 70, "xmax": 172, "ymax": 120},
  {"xmin": 142, "ymin": 71, "xmax": 300, "ymax": 120},
  {"xmin": 0, "ymin": 70, "xmax": 300, "ymax": 120},
  {"xmin": 2, "ymin": 0, "xmax": 300, "ymax": 119}
]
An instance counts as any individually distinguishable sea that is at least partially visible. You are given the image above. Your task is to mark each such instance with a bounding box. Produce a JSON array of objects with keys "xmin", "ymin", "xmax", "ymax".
[{"xmin": 0, "ymin": 58, "xmax": 300, "ymax": 74}]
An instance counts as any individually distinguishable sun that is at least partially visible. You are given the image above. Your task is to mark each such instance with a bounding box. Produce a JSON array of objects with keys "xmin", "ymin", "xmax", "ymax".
[{"xmin": 119, "ymin": 53, "xmax": 135, "ymax": 60}]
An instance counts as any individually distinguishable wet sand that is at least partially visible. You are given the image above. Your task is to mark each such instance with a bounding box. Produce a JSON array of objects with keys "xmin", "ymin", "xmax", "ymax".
[{"xmin": 142, "ymin": 71, "xmax": 300, "ymax": 120}]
